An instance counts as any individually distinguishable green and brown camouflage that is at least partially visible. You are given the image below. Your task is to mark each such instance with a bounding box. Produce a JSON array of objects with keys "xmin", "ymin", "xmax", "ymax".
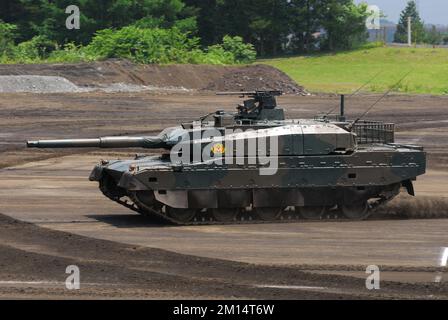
[{"xmin": 27, "ymin": 91, "xmax": 426, "ymax": 224}]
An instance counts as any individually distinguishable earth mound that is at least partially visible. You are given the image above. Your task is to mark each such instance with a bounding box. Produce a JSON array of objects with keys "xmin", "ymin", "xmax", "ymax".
[
  {"xmin": 0, "ymin": 60, "xmax": 306, "ymax": 94},
  {"xmin": 202, "ymin": 64, "xmax": 305, "ymax": 94}
]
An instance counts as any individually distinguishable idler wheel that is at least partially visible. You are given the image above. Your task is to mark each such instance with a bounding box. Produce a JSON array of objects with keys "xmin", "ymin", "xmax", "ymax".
[
  {"xmin": 130, "ymin": 190, "xmax": 163, "ymax": 215},
  {"xmin": 99, "ymin": 175, "xmax": 126, "ymax": 199},
  {"xmin": 133, "ymin": 191, "xmax": 156, "ymax": 207},
  {"xmin": 212, "ymin": 208, "xmax": 239, "ymax": 222},
  {"xmin": 255, "ymin": 207, "xmax": 282, "ymax": 221},
  {"xmin": 299, "ymin": 206, "xmax": 327, "ymax": 220},
  {"xmin": 341, "ymin": 202, "xmax": 370, "ymax": 220},
  {"xmin": 166, "ymin": 207, "xmax": 197, "ymax": 223}
]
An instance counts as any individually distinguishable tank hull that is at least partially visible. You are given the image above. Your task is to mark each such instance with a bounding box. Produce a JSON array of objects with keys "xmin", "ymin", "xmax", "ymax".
[{"xmin": 90, "ymin": 144, "xmax": 425, "ymax": 224}]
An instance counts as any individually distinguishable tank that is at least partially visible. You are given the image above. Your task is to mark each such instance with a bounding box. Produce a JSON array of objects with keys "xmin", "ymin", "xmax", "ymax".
[{"xmin": 27, "ymin": 91, "xmax": 426, "ymax": 224}]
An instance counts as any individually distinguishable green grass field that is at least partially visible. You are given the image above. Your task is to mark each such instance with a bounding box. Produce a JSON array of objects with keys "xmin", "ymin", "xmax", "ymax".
[{"xmin": 261, "ymin": 46, "xmax": 448, "ymax": 95}]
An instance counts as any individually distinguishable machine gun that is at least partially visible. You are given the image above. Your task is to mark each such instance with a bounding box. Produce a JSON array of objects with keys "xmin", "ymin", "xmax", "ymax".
[{"xmin": 216, "ymin": 90, "xmax": 284, "ymax": 121}]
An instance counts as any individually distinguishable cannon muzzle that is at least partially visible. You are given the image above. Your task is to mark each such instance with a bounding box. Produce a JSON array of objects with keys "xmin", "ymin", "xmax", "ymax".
[{"xmin": 27, "ymin": 136, "xmax": 167, "ymax": 149}]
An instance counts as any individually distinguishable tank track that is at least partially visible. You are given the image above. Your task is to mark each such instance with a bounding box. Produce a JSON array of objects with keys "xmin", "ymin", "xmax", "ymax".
[{"xmin": 99, "ymin": 182, "xmax": 397, "ymax": 226}]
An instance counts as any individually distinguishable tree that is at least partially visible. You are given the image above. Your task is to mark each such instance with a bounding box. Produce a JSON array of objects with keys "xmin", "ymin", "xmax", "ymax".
[
  {"xmin": 184, "ymin": 0, "xmax": 219, "ymax": 46},
  {"xmin": 287, "ymin": 0, "xmax": 321, "ymax": 53},
  {"xmin": 0, "ymin": 20, "xmax": 17, "ymax": 55},
  {"xmin": 394, "ymin": 0, "xmax": 425, "ymax": 44},
  {"xmin": 186, "ymin": 0, "xmax": 290, "ymax": 56},
  {"xmin": 1, "ymin": 0, "xmax": 197, "ymax": 45},
  {"xmin": 426, "ymin": 25, "xmax": 442, "ymax": 46},
  {"xmin": 319, "ymin": 0, "xmax": 369, "ymax": 51},
  {"xmin": 1, "ymin": 0, "xmax": 377, "ymax": 57},
  {"xmin": 247, "ymin": 0, "xmax": 290, "ymax": 56}
]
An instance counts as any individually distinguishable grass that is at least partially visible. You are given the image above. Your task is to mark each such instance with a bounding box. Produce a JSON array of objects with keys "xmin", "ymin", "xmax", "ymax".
[{"xmin": 260, "ymin": 45, "xmax": 448, "ymax": 95}]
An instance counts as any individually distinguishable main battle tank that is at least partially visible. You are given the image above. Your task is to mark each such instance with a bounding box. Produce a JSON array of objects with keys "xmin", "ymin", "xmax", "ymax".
[{"xmin": 27, "ymin": 91, "xmax": 426, "ymax": 224}]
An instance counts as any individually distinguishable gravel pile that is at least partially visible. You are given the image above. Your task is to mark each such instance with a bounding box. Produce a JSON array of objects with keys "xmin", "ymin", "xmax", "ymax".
[
  {"xmin": 0, "ymin": 75, "xmax": 85, "ymax": 93},
  {"xmin": 0, "ymin": 75, "xmax": 191, "ymax": 94}
]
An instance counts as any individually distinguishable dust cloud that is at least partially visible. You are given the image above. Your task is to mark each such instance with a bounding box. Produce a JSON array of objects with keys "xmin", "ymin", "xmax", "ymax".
[{"xmin": 375, "ymin": 195, "xmax": 448, "ymax": 219}]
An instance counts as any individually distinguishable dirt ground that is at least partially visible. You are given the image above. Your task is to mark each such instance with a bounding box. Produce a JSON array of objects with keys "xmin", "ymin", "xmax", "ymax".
[
  {"xmin": 0, "ymin": 90, "xmax": 448, "ymax": 299},
  {"xmin": 2, "ymin": 212, "xmax": 447, "ymax": 299}
]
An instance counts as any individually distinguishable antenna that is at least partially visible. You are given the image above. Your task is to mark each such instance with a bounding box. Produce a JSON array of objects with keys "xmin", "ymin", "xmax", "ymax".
[
  {"xmin": 346, "ymin": 70, "xmax": 412, "ymax": 131},
  {"xmin": 324, "ymin": 70, "xmax": 383, "ymax": 116}
]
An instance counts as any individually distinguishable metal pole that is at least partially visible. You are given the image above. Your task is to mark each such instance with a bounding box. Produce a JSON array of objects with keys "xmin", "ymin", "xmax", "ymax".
[
  {"xmin": 408, "ymin": 16, "xmax": 412, "ymax": 46},
  {"xmin": 339, "ymin": 95, "xmax": 346, "ymax": 121}
]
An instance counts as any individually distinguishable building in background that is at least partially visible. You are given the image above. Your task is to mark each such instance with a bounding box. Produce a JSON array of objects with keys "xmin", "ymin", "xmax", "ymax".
[{"xmin": 367, "ymin": 19, "xmax": 397, "ymax": 43}]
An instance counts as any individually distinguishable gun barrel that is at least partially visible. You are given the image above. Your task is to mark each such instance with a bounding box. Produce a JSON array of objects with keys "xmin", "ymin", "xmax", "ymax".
[
  {"xmin": 27, "ymin": 136, "xmax": 166, "ymax": 149},
  {"xmin": 216, "ymin": 91, "xmax": 255, "ymax": 96},
  {"xmin": 216, "ymin": 90, "xmax": 283, "ymax": 96}
]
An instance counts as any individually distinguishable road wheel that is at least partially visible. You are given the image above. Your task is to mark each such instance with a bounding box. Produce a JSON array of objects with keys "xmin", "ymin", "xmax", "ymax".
[
  {"xmin": 255, "ymin": 207, "xmax": 282, "ymax": 221},
  {"xmin": 212, "ymin": 208, "xmax": 239, "ymax": 222},
  {"xmin": 299, "ymin": 206, "xmax": 326, "ymax": 220},
  {"xmin": 341, "ymin": 202, "xmax": 370, "ymax": 220},
  {"xmin": 166, "ymin": 207, "xmax": 197, "ymax": 223}
]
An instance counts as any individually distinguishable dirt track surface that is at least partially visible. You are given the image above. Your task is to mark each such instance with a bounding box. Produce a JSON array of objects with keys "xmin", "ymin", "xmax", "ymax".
[
  {"xmin": 1, "ymin": 92, "xmax": 448, "ymax": 299},
  {"xmin": 2, "ymin": 213, "xmax": 448, "ymax": 300}
]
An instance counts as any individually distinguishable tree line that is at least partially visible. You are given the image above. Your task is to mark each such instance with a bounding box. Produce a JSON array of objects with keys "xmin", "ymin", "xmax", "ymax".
[
  {"xmin": 186, "ymin": 0, "xmax": 369, "ymax": 55},
  {"xmin": 0, "ymin": 0, "xmax": 370, "ymax": 59},
  {"xmin": 394, "ymin": 0, "xmax": 448, "ymax": 45}
]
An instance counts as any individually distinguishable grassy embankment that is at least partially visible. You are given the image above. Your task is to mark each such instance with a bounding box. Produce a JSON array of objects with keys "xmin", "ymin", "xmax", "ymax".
[{"xmin": 261, "ymin": 46, "xmax": 448, "ymax": 95}]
